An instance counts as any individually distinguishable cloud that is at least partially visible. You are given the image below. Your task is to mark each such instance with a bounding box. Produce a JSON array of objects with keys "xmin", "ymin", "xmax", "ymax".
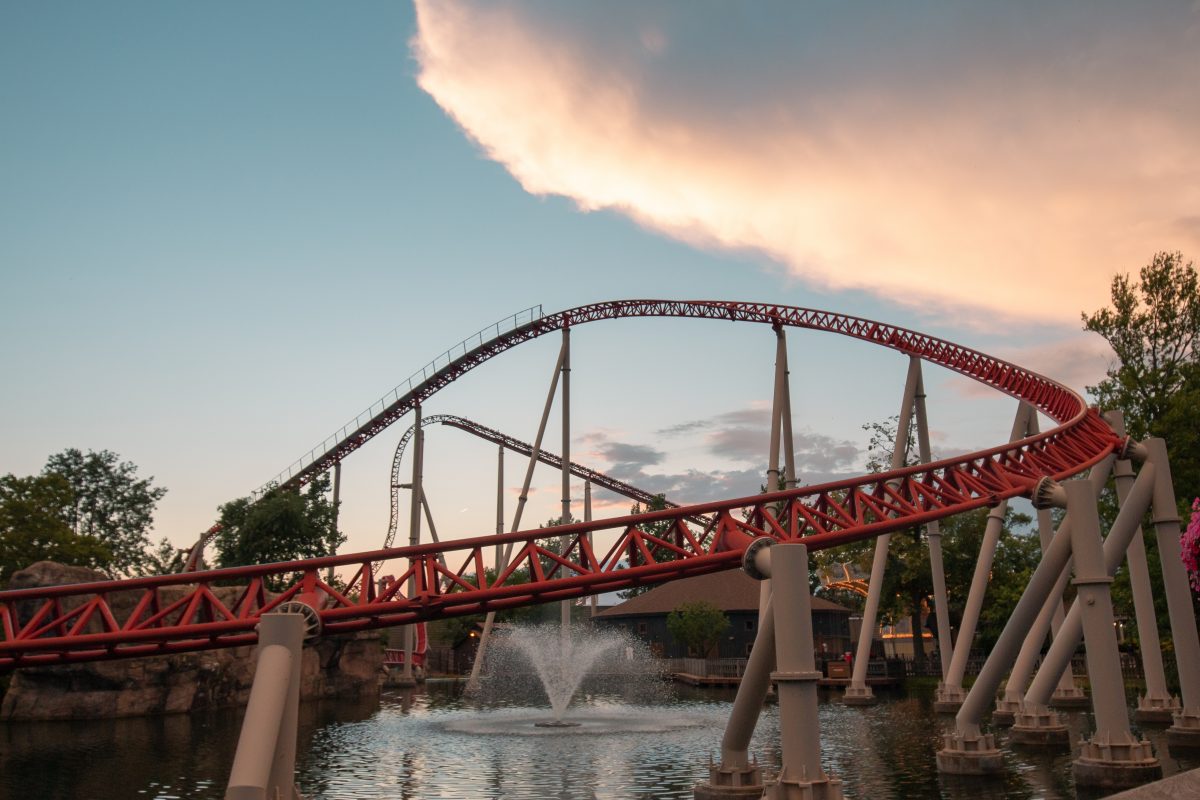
[
  {"xmin": 412, "ymin": 1, "xmax": 1200, "ymax": 325},
  {"xmin": 594, "ymin": 441, "xmax": 664, "ymax": 468},
  {"xmin": 582, "ymin": 403, "xmax": 863, "ymax": 505}
]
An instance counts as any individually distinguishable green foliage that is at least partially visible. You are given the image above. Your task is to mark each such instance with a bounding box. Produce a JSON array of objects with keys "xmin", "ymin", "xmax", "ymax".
[
  {"xmin": 139, "ymin": 536, "xmax": 187, "ymax": 576},
  {"xmin": 619, "ymin": 494, "xmax": 675, "ymax": 598},
  {"xmin": 43, "ymin": 448, "xmax": 167, "ymax": 578},
  {"xmin": 0, "ymin": 473, "xmax": 112, "ymax": 586},
  {"xmin": 666, "ymin": 600, "xmax": 729, "ymax": 657},
  {"xmin": 214, "ymin": 474, "xmax": 344, "ymax": 590},
  {"xmin": 1083, "ymin": 250, "xmax": 1200, "ymax": 509}
]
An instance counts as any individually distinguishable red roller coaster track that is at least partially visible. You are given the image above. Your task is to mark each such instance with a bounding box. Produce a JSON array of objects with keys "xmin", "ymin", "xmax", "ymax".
[{"xmin": 0, "ymin": 301, "xmax": 1119, "ymax": 671}]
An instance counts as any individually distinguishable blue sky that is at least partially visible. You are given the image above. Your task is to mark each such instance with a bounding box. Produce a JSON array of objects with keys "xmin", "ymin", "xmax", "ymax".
[{"xmin": 2, "ymin": 2, "xmax": 1195, "ymax": 562}]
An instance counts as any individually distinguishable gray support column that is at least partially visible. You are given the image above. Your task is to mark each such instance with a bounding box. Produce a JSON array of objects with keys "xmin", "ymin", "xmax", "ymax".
[
  {"xmin": 1022, "ymin": 458, "xmax": 1157, "ymax": 710},
  {"xmin": 400, "ymin": 404, "xmax": 423, "ymax": 684},
  {"xmin": 1106, "ymin": 414, "xmax": 1178, "ymax": 722},
  {"xmin": 327, "ymin": 461, "xmax": 341, "ymax": 586},
  {"xmin": 496, "ymin": 443, "xmax": 505, "ymax": 553},
  {"xmin": 934, "ymin": 402, "xmax": 1032, "ymax": 712},
  {"xmin": 1012, "ymin": 456, "xmax": 1155, "ymax": 748},
  {"xmin": 765, "ymin": 543, "xmax": 844, "ymax": 799},
  {"xmin": 779, "ymin": 336, "xmax": 797, "ymax": 491},
  {"xmin": 695, "ymin": 594, "xmax": 776, "ymax": 799},
  {"xmin": 995, "ymin": 544, "xmax": 1076, "ymax": 726},
  {"xmin": 226, "ymin": 612, "xmax": 306, "ymax": 800},
  {"xmin": 937, "ymin": 456, "xmax": 1115, "ymax": 775},
  {"xmin": 560, "ymin": 327, "xmax": 572, "ymax": 631},
  {"xmin": 845, "ymin": 356, "xmax": 922, "ymax": 704},
  {"xmin": 1142, "ymin": 438, "xmax": 1200, "ymax": 748},
  {"xmin": 766, "ymin": 326, "xmax": 787, "ymax": 496},
  {"xmin": 758, "ymin": 327, "xmax": 790, "ymax": 630},
  {"xmin": 419, "ymin": 491, "xmax": 449, "ymax": 576},
  {"xmin": 1027, "ymin": 412, "xmax": 1085, "ymax": 707},
  {"xmin": 913, "ymin": 367, "xmax": 953, "ymax": 678},
  {"xmin": 1067, "ymin": 478, "xmax": 1161, "ymax": 790},
  {"xmin": 586, "ymin": 480, "xmax": 596, "ymax": 616},
  {"xmin": 467, "ymin": 339, "xmax": 568, "ymax": 692}
]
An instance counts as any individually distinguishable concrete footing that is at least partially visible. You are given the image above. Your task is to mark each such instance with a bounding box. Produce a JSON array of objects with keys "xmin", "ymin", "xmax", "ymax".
[
  {"xmin": 1166, "ymin": 711, "xmax": 1200, "ymax": 752},
  {"xmin": 1073, "ymin": 736, "xmax": 1161, "ymax": 791},
  {"xmin": 1048, "ymin": 685, "xmax": 1089, "ymax": 709},
  {"xmin": 1009, "ymin": 705, "xmax": 1070, "ymax": 747},
  {"xmin": 763, "ymin": 768, "xmax": 844, "ymax": 800},
  {"xmin": 992, "ymin": 696, "xmax": 1020, "ymax": 726},
  {"xmin": 841, "ymin": 685, "xmax": 877, "ymax": 706},
  {"xmin": 936, "ymin": 730, "xmax": 1005, "ymax": 775},
  {"xmin": 933, "ymin": 684, "xmax": 966, "ymax": 714},
  {"xmin": 694, "ymin": 761, "xmax": 765, "ymax": 800},
  {"xmin": 1134, "ymin": 694, "xmax": 1182, "ymax": 725}
]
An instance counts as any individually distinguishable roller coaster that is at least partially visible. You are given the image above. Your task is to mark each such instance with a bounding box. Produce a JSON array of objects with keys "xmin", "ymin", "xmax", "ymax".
[{"xmin": 0, "ymin": 300, "xmax": 1118, "ymax": 671}]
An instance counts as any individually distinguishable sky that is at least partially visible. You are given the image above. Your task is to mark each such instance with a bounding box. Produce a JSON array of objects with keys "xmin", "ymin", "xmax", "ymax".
[{"xmin": 2, "ymin": 2, "xmax": 1197, "ymax": 568}]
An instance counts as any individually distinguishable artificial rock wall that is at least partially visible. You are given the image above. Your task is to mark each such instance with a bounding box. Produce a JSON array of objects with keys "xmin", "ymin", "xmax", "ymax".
[{"xmin": 0, "ymin": 561, "xmax": 382, "ymax": 721}]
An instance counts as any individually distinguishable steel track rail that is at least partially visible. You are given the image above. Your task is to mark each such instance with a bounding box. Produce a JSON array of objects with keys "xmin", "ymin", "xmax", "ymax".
[
  {"xmin": 382, "ymin": 414, "xmax": 699, "ymax": 559},
  {"xmin": 0, "ymin": 302, "xmax": 1120, "ymax": 670}
]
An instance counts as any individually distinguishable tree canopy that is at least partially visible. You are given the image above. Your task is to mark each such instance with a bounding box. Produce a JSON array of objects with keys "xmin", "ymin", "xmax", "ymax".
[
  {"xmin": 0, "ymin": 473, "xmax": 112, "ymax": 586},
  {"xmin": 666, "ymin": 600, "xmax": 729, "ymax": 657},
  {"xmin": 214, "ymin": 473, "xmax": 343, "ymax": 590},
  {"xmin": 43, "ymin": 448, "xmax": 167, "ymax": 577},
  {"xmin": 1083, "ymin": 250, "xmax": 1200, "ymax": 507}
]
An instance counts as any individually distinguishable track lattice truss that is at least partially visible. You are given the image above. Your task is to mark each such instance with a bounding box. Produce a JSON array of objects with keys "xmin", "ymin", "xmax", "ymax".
[
  {"xmin": 383, "ymin": 414, "xmax": 699, "ymax": 552},
  {"xmin": 0, "ymin": 301, "xmax": 1119, "ymax": 670}
]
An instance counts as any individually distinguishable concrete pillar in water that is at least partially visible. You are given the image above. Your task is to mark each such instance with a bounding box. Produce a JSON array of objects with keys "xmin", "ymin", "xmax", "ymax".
[
  {"xmin": 1142, "ymin": 438, "xmax": 1200, "ymax": 751},
  {"xmin": 845, "ymin": 356, "xmax": 921, "ymax": 706},
  {"xmin": 1066, "ymin": 478, "xmax": 1161, "ymax": 791},
  {"xmin": 765, "ymin": 542, "xmax": 844, "ymax": 800}
]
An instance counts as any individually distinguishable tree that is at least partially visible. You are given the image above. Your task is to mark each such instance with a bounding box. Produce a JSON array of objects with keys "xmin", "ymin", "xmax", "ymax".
[
  {"xmin": 666, "ymin": 600, "xmax": 729, "ymax": 657},
  {"xmin": 43, "ymin": 449, "xmax": 167, "ymax": 577},
  {"xmin": 139, "ymin": 536, "xmax": 186, "ymax": 576},
  {"xmin": 0, "ymin": 473, "xmax": 112, "ymax": 586},
  {"xmin": 619, "ymin": 494, "xmax": 677, "ymax": 598},
  {"xmin": 1083, "ymin": 251, "xmax": 1200, "ymax": 508},
  {"xmin": 214, "ymin": 473, "xmax": 343, "ymax": 590}
]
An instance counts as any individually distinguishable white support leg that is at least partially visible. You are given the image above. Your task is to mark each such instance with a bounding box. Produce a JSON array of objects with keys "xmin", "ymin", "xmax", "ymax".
[
  {"xmin": 913, "ymin": 368, "xmax": 952, "ymax": 678},
  {"xmin": 225, "ymin": 612, "xmax": 307, "ymax": 800},
  {"xmin": 765, "ymin": 543, "xmax": 843, "ymax": 800},
  {"xmin": 1066, "ymin": 478, "xmax": 1161, "ymax": 791},
  {"xmin": 936, "ymin": 457, "xmax": 1115, "ymax": 776},
  {"xmin": 560, "ymin": 327, "xmax": 572, "ymax": 632},
  {"xmin": 399, "ymin": 404, "xmax": 423, "ymax": 686},
  {"xmin": 1141, "ymin": 438, "xmax": 1200, "ymax": 750},
  {"xmin": 845, "ymin": 356, "xmax": 921, "ymax": 705},
  {"xmin": 1015, "ymin": 457, "xmax": 1157, "ymax": 747},
  {"xmin": 934, "ymin": 403, "xmax": 1032, "ymax": 713},
  {"xmin": 1106, "ymin": 413, "xmax": 1179, "ymax": 723},
  {"xmin": 467, "ymin": 339, "xmax": 568, "ymax": 692}
]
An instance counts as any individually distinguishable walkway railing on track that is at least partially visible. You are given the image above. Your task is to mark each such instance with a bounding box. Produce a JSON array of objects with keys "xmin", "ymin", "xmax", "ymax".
[{"xmin": 253, "ymin": 304, "xmax": 543, "ymax": 499}]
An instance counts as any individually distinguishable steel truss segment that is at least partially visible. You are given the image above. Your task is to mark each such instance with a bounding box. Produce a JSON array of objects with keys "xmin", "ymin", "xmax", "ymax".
[
  {"xmin": 0, "ymin": 303, "xmax": 1122, "ymax": 669},
  {"xmin": 263, "ymin": 300, "xmax": 1097, "ymax": 496}
]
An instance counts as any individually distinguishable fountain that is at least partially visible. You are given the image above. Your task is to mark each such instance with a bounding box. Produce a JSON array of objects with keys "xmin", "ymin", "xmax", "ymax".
[{"xmin": 468, "ymin": 622, "xmax": 669, "ymax": 728}]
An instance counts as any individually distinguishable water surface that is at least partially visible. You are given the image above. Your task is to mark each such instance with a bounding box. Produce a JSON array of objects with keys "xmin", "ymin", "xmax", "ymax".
[{"xmin": 1, "ymin": 682, "xmax": 1196, "ymax": 799}]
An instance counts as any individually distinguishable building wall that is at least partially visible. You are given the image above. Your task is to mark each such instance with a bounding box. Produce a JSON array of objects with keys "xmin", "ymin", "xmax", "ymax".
[{"xmin": 597, "ymin": 609, "xmax": 850, "ymax": 659}]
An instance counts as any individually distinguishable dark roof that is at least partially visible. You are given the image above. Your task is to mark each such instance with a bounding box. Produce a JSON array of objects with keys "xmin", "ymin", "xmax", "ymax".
[{"xmin": 594, "ymin": 569, "xmax": 852, "ymax": 618}]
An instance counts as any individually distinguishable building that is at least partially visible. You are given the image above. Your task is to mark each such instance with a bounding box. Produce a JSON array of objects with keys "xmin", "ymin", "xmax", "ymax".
[{"xmin": 594, "ymin": 569, "xmax": 853, "ymax": 659}]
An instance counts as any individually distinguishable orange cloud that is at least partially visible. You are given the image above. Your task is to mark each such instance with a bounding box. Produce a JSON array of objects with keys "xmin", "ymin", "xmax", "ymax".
[{"xmin": 412, "ymin": 2, "xmax": 1200, "ymax": 325}]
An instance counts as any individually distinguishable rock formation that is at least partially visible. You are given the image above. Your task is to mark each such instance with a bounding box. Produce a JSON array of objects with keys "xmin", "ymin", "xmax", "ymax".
[{"xmin": 1, "ymin": 562, "xmax": 382, "ymax": 720}]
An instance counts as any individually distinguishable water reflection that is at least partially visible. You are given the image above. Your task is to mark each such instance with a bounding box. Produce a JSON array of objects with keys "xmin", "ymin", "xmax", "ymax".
[{"xmin": 1, "ymin": 681, "xmax": 1196, "ymax": 799}]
